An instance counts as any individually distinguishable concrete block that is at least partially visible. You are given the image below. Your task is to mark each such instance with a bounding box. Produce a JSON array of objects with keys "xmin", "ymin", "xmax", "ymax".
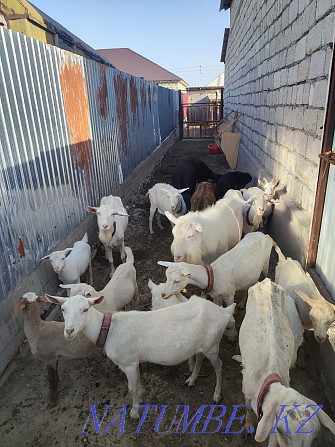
[
  {"xmin": 295, "ymin": 36, "xmax": 307, "ymax": 62},
  {"xmin": 289, "ymin": 0, "xmax": 300, "ymax": 25},
  {"xmin": 316, "ymin": 108, "xmax": 326, "ymax": 137},
  {"xmin": 291, "ymin": 104, "xmax": 304, "ymax": 129},
  {"xmin": 276, "ymin": 107, "xmax": 284, "ymax": 125},
  {"xmin": 274, "ymin": 71, "xmax": 282, "ymax": 89},
  {"xmin": 287, "ymin": 150, "xmax": 298, "ymax": 174},
  {"xmin": 309, "ymin": 79, "xmax": 330, "ymax": 108},
  {"xmin": 296, "ymin": 84, "xmax": 305, "ymax": 104},
  {"xmin": 306, "ymin": 135, "xmax": 322, "ymax": 162},
  {"xmin": 281, "ymin": 7, "xmax": 290, "ymax": 29},
  {"xmin": 316, "ymin": 0, "xmax": 332, "ymax": 21},
  {"xmin": 321, "ymin": 12, "xmax": 335, "ymax": 46},
  {"xmin": 283, "ymin": 107, "xmax": 293, "ymax": 127},
  {"xmin": 285, "ymin": 128, "xmax": 295, "ymax": 149},
  {"xmin": 301, "ymin": 1, "xmax": 317, "ymax": 33},
  {"xmin": 277, "ymin": 125, "xmax": 286, "ymax": 146},
  {"xmin": 281, "ymin": 68, "xmax": 289, "ymax": 86},
  {"xmin": 324, "ymin": 46, "xmax": 333, "ymax": 77},
  {"xmin": 297, "ymin": 57, "xmax": 311, "ymax": 82},
  {"xmin": 302, "ymin": 83, "xmax": 311, "ymax": 104},
  {"xmin": 286, "ymin": 45, "xmax": 296, "ymax": 65},
  {"xmin": 306, "ymin": 21, "xmax": 323, "ymax": 54},
  {"xmin": 296, "ymin": 155, "xmax": 315, "ymax": 184},
  {"xmin": 294, "ymin": 130, "xmax": 308, "ymax": 156},
  {"xmin": 309, "ymin": 50, "xmax": 327, "ymax": 79},
  {"xmin": 298, "ymin": 0, "xmax": 309, "ymax": 15},
  {"xmin": 277, "ymin": 145, "xmax": 288, "ymax": 166},
  {"xmin": 303, "ymin": 108, "xmax": 318, "ymax": 133},
  {"xmin": 288, "ymin": 65, "xmax": 298, "ymax": 85}
]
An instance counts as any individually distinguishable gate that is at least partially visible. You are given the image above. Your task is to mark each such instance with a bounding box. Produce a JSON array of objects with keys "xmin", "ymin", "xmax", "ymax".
[{"xmin": 179, "ymin": 87, "xmax": 223, "ymax": 139}]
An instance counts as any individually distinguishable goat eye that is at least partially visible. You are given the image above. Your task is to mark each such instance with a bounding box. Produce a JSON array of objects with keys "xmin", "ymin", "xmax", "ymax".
[
  {"xmin": 82, "ymin": 308, "xmax": 88, "ymax": 313},
  {"xmin": 86, "ymin": 293, "xmax": 91, "ymax": 297},
  {"xmin": 62, "ymin": 308, "xmax": 65, "ymax": 313}
]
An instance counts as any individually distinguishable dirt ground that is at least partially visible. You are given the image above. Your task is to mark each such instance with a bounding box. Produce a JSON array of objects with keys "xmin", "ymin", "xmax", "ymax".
[{"xmin": 0, "ymin": 139, "xmax": 334, "ymax": 447}]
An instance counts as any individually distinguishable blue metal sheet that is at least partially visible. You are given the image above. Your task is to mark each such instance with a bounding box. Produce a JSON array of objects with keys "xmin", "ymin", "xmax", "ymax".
[{"xmin": 0, "ymin": 26, "xmax": 179, "ymax": 302}]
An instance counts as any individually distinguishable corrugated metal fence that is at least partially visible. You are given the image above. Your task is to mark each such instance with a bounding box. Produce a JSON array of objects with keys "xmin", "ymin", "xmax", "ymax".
[{"xmin": 0, "ymin": 27, "xmax": 179, "ymax": 301}]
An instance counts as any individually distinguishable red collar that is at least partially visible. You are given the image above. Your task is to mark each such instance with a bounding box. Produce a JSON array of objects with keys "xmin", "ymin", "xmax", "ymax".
[
  {"xmin": 257, "ymin": 373, "xmax": 282, "ymax": 418},
  {"xmin": 112, "ymin": 221, "xmax": 116, "ymax": 237},
  {"xmin": 246, "ymin": 205, "xmax": 253, "ymax": 226},
  {"xmin": 96, "ymin": 314, "xmax": 112, "ymax": 348},
  {"xmin": 204, "ymin": 265, "xmax": 214, "ymax": 292}
]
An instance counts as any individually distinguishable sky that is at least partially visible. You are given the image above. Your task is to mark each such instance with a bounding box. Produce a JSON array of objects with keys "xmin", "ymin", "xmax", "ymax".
[{"xmin": 31, "ymin": 0, "xmax": 230, "ymax": 87}]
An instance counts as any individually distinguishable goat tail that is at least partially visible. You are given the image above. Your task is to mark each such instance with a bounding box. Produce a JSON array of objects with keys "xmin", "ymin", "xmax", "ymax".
[
  {"xmin": 267, "ymin": 237, "xmax": 285, "ymax": 263},
  {"xmin": 124, "ymin": 246, "xmax": 134, "ymax": 265}
]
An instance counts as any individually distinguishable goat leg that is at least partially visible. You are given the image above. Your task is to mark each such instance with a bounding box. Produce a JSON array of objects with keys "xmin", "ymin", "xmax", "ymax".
[{"xmin": 47, "ymin": 360, "xmax": 59, "ymax": 406}]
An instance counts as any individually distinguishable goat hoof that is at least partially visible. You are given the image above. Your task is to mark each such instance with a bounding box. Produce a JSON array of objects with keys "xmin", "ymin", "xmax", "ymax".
[
  {"xmin": 130, "ymin": 409, "xmax": 140, "ymax": 419},
  {"xmin": 149, "ymin": 231, "xmax": 154, "ymax": 235},
  {"xmin": 185, "ymin": 376, "xmax": 196, "ymax": 387},
  {"xmin": 213, "ymin": 391, "xmax": 221, "ymax": 403},
  {"xmin": 49, "ymin": 396, "xmax": 58, "ymax": 407}
]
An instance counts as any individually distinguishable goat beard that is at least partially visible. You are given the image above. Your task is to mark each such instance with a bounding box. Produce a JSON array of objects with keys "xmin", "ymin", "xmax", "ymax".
[
  {"xmin": 183, "ymin": 244, "xmax": 204, "ymax": 265},
  {"xmin": 99, "ymin": 229, "xmax": 113, "ymax": 245}
]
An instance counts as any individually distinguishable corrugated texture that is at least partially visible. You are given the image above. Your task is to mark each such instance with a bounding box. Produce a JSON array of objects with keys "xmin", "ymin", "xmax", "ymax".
[
  {"xmin": 316, "ymin": 163, "xmax": 335, "ymax": 301},
  {"xmin": 0, "ymin": 27, "xmax": 178, "ymax": 301}
]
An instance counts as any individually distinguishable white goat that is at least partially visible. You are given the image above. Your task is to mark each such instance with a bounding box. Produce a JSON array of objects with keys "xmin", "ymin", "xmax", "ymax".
[
  {"xmin": 13, "ymin": 292, "xmax": 97, "ymax": 406},
  {"xmin": 275, "ymin": 245, "xmax": 335, "ymax": 343},
  {"xmin": 60, "ymin": 247, "xmax": 138, "ymax": 311},
  {"xmin": 41, "ymin": 233, "xmax": 92, "ymax": 294},
  {"xmin": 165, "ymin": 194, "xmax": 243, "ymax": 265},
  {"xmin": 159, "ymin": 232, "xmax": 274, "ymax": 306},
  {"xmin": 147, "ymin": 183, "xmax": 188, "ymax": 234},
  {"xmin": 235, "ymin": 279, "xmax": 335, "ymax": 446},
  {"xmin": 225, "ymin": 189, "xmax": 279, "ymax": 234},
  {"xmin": 87, "ymin": 195, "xmax": 128, "ymax": 276},
  {"xmin": 148, "ymin": 279, "xmax": 237, "ymax": 339},
  {"xmin": 285, "ymin": 294, "xmax": 304, "ymax": 368},
  {"xmin": 242, "ymin": 177, "xmax": 280, "ymax": 225},
  {"xmin": 45, "ymin": 293, "xmax": 235, "ymax": 419}
]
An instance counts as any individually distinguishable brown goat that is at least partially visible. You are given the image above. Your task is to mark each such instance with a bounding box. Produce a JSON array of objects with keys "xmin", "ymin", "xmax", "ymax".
[
  {"xmin": 190, "ymin": 181, "xmax": 217, "ymax": 212},
  {"xmin": 14, "ymin": 293, "xmax": 98, "ymax": 406}
]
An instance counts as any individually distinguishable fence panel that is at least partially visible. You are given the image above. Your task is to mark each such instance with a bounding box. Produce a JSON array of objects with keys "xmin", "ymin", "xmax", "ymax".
[{"xmin": 0, "ymin": 27, "xmax": 178, "ymax": 301}]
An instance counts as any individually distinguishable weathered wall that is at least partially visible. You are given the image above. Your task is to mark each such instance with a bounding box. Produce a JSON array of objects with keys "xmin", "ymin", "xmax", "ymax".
[{"xmin": 224, "ymin": 0, "xmax": 334, "ymax": 264}]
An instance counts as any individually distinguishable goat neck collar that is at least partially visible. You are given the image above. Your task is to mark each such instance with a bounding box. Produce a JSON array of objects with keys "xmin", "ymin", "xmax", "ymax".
[
  {"xmin": 96, "ymin": 314, "xmax": 112, "ymax": 348},
  {"xmin": 257, "ymin": 373, "xmax": 282, "ymax": 418},
  {"xmin": 246, "ymin": 205, "xmax": 253, "ymax": 226},
  {"xmin": 204, "ymin": 265, "xmax": 214, "ymax": 292},
  {"xmin": 111, "ymin": 222, "xmax": 116, "ymax": 236}
]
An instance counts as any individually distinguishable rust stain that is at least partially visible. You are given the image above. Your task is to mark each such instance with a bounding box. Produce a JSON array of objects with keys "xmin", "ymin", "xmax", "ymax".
[
  {"xmin": 129, "ymin": 77, "xmax": 139, "ymax": 127},
  {"xmin": 97, "ymin": 64, "xmax": 109, "ymax": 119},
  {"xmin": 140, "ymin": 80, "xmax": 147, "ymax": 125},
  {"xmin": 18, "ymin": 237, "xmax": 25, "ymax": 258},
  {"xmin": 113, "ymin": 73, "xmax": 128, "ymax": 153},
  {"xmin": 60, "ymin": 58, "xmax": 92, "ymax": 180},
  {"xmin": 148, "ymin": 85, "xmax": 152, "ymax": 112}
]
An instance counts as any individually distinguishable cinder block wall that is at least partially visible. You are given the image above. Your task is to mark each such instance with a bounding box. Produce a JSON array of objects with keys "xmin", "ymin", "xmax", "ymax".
[{"xmin": 224, "ymin": 0, "xmax": 334, "ymax": 264}]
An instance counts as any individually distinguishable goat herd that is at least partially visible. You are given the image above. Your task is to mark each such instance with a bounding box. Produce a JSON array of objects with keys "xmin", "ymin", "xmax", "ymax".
[{"xmin": 14, "ymin": 156, "xmax": 335, "ymax": 446}]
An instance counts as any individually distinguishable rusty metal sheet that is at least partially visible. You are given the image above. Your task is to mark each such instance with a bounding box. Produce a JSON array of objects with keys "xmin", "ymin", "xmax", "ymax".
[{"xmin": 0, "ymin": 26, "xmax": 179, "ymax": 302}]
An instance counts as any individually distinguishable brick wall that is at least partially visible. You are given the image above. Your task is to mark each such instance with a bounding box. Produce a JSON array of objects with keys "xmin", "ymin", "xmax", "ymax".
[{"xmin": 224, "ymin": 0, "xmax": 334, "ymax": 253}]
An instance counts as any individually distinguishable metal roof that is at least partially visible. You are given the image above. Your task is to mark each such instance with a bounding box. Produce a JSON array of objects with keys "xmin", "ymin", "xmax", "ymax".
[
  {"xmin": 97, "ymin": 48, "xmax": 186, "ymax": 84},
  {"xmin": 221, "ymin": 28, "xmax": 230, "ymax": 63},
  {"xmin": 220, "ymin": 0, "xmax": 232, "ymax": 11}
]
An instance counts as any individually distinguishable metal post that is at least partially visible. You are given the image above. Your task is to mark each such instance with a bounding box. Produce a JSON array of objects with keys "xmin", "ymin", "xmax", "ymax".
[
  {"xmin": 178, "ymin": 90, "xmax": 183, "ymax": 140},
  {"xmin": 220, "ymin": 87, "xmax": 224, "ymax": 121}
]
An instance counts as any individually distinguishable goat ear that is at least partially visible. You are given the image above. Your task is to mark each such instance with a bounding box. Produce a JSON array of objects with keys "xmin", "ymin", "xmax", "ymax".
[
  {"xmin": 64, "ymin": 248, "xmax": 73, "ymax": 255},
  {"xmin": 232, "ymin": 355, "xmax": 242, "ymax": 363},
  {"xmin": 180, "ymin": 267, "xmax": 191, "ymax": 276},
  {"xmin": 194, "ymin": 223, "xmax": 203, "ymax": 233},
  {"xmin": 255, "ymin": 404, "xmax": 277, "ymax": 442},
  {"xmin": 89, "ymin": 295, "xmax": 104, "ymax": 306},
  {"xmin": 295, "ymin": 290, "xmax": 315, "ymax": 307},
  {"xmin": 226, "ymin": 302, "xmax": 236, "ymax": 316},
  {"xmin": 112, "ymin": 210, "xmax": 128, "ymax": 217},
  {"xmin": 45, "ymin": 294, "xmax": 67, "ymax": 305},
  {"xmin": 86, "ymin": 206, "xmax": 98, "ymax": 214},
  {"xmin": 148, "ymin": 279, "xmax": 155, "ymax": 290},
  {"xmin": 246, "ymin": 196, "xmax": 254, "ymax": 203},
  {"xmin": 165, "ymin": 211, "xmax": 178, "ymax": 224},
  {"xmin": 158, "ymin": 261, "xmax": 172, "ymax": 268},
  {"xmin": 274, "ymin": 179, "xmax": 280, "ymax": 187},
  {"xmin": 13, "ymin": 300, "xmax": 27, "ymax": 317},
  {"xmin": 59, "ymin": 284, "xmax": 74, "ymax": 289},
  {"xmin": 41, "ymin": 255, "xmax": 50, "ymax": 260},
  {"xmin": 178, "ymin": 187, "xmax": 189, "ymax": 194},
  {"xmin": 258, "ymin": 179, "xmax": 265, "ymax": 188},
  {"xmin": 269, "ymin": 199, "xmax": 280, "ymax": 205},
  {"xmin": 36, "ymin": 295, "xmax": 50, "ymax": 303}
]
